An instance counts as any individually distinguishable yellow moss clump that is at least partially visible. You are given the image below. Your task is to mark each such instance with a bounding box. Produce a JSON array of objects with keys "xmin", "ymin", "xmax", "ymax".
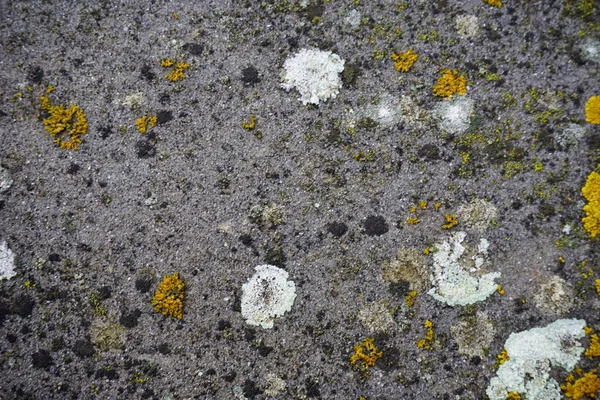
[
  {"xmin": 39, "ymin": 94, "xmax": 88, "ymax": 150},
  {"xmin": 585, "ymin": 96, "xmax": 600, "ymax": 124},
  {"xmin": 391, "ymin": 49, "xmax": 418, "ymax": 72},
  {"xmin": 561, "ymin": 370, "xmax": 600, "ymax": 400},
  {"xmin": 582, "ymin": 169, "xmax": 600, "ymax": 238},
  {"xmin": 416, "ymin": 320, "xmax": 435, "ymax": 350},
  {"xmin": 136, "ymin": 115, "xmax": 158, "ymax": 134},
  {"xmin": 161, "ymin": 58, "xmax": 190, "ymax": 82},
  {"xmin": 585, "ymin": 334, "xmax": 600, "ymax": 358},
  {"xmin": 350, "ymin": 337, "xmax": 382, "ymax": 370},
  {"xmin": 482, "ymin": 0, "xmax": 502, "ymax": 7},
  {"xmin": 441, "ymin": 214, "xmax": 459, "ymax": 229},
  {"xmin": 152, "ymin": 273, "xmax": 185, "ymax": 319},
  {"xmin": 433, "ymin": 69, "xmax": 467, "ymax": 99}
]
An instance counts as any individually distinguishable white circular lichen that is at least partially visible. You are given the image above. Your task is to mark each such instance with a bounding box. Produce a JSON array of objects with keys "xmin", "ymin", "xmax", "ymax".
[
  {"xmin": 281, "ymin": 48, "xmax": 345, "ymax": 105},
  {"xmin": 0, "ymin": 241, "xmax": 16, "ymax": 281},
  {"xmin": 241, "ymin": 264, "xmax": 296, "ymax": 329},
  {"xmin": 455, "ymin": 15, "xmax": 480, "ymax": 39},
  {"xmin": 434, "ymin": 96, "xmax": 475, "ymax": 134}
]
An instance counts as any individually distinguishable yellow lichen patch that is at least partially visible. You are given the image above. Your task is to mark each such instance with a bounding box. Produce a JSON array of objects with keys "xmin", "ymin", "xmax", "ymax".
[
  {"xmin": 152, "ymin": 272, "xmax": 185, "ymax": 319},
  {"xmin": 506, "ymin": 392, "xmax": 521, "ymax": 400},
  {"xmin": 407, "ymin": 217, "xmax": 421, "ymax": 225},
  {"xmin": 482, "ymin": 0, "xmax": 502, "ymax": 7},
  {"xmin": 350, "ymin": 337, "xmax": 382, "ymax": 370},
  {"xmin": 405, "ymin": 290, "xmax": 417, "ymax": 307},
  {"xmin": 434, "ymin": 202, "xmax": 442, "ymax": 211},
  {"xmin": 418, "ymin": 200, "xmax": 428, "ymax": 209},
  {"xmin": 496, "ymin": 284, "xmax": 505, "ymax": 295},
  {"xmin": 416, "ymin": 320, "xmax": 434, "ymax": 350},
  {"xmin": 596, "ymin": 279, "xmax": 600, "ymax": 298},
  {"xmin": 441, "ymin": 214, "xmax": 459, "ymax": 229},
  {"xmin": 242, "ymin": 115, "xmax": 257, "ymax": 130},
  {"xmin": 391, "ymin": 49, "xmax": 418, "ymax": 72},
  {"xmin": 582, "ymin": 169, "xmax": 600, "ymax": 238},
  {"xmin": 585, "ymin": 96, "xmax": 600, "ymax": 125},
  {"xmin": 433, "ymin": 69, "xmax": 467, "ymax": 99},
  {"xmin": 39, "ymin": 94, "xmax": 88, "ymax": 150},
  {"xmin": 135, "ymin": 115, "xmax": 158, "ymax": 134},
  {"xmin": 161, "ymin": 58, "xmax": 190, "ymax": 82},
  {"xmin": 585, "ymin": 334, "xmax": 600, "ymax": 358},
  {"xmin": 495, "ymin": 348, "xmax": 510, "ymax": 368},
  {"xmin": 561, "ymin": 370, "xmax": 600, "ymax": 400}
]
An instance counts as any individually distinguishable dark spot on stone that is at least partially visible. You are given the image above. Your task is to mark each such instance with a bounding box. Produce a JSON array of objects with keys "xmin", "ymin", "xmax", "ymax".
[
  {"xmin": 538, "ymin": 201, "xmax": 555, "ymax": 217},
  {"xmin": 222, "ymin": 371, "xmax": 236, "ymax": 382},
  {"xmin": 0, "ymin": 300, "xmax": 9, "ymax": 326},
  {"xmin": 95, "ymin": 368, "xmax": 119, "ymax": 380},
  {"xmin": 356, "ymin": 117, "xmax": 378, "ymax": 130},
  {"xmin": 301, "ymin": 2, "xmax": 325, "ymax": 20},
  {"xmin": 388, "ymin": 280, "xmax": 410, "ymax": 297},
  {"xmin": 48, "ymin": 253, "xmax": 61, "ymax": 262},
  {"xmin": 326, "ymin": 221, "xmax": 348, "ymax": 238},
  {"xmin": 205, "ymin": 368, "xmax": 216, "ymax": 375},
  {"xmin": 98, "ymin": 125, "xmax": 113, "ymax": 140},
  {"xmin": 140, "ymin": 64, "xmax": 156, "ymax": 82},
  {"xmin": 32, "ymin": 349, "xmax": 52, "ymax": 368},
  {"xmin": 305, "ymin": 377, "xmax": 321, "ymax": 397},
  {"xmin": 182, "ymin": 42, "xmax": 204, "ymax": 56},
  {"xmin": 418, "ymin": 143, "xmax": 440, "ymax": 160},
  {"xmin": 363, "ymin": 215, "xmax": 389, "ymax": 236},
  {"xmin": 27, "ymin": 66, "xmax": 44, "ymax": 84},
  {"xmin": 72, "ymin": 339, "xmax": 95, "ymax": 358},
  {"xmin": 378, "ymin": 346, "xmax": 401, "ymax": 371},
  {"xmin": 342, "ymin": 63, "xmax": 360, "ymax": 86},
  {"xmin": 257, "ymin": 344, "xmax": 273, "ymax": 357},
  {"xmin": 50, "ymin": 338, "xmax": 65, "ymax": 351},
  {"xmin": 96, "ymin": 286, "xmax": 111, "ymax": 301},
  {"xmin": 66, "ymin": 163, "xmax": 80, "ymax": 175},
  {"xmin": 242, "ymin": 379, "xmax": 262, "ymax": 399},
  {"xmin": 265, "ymin": 246, "xmax": 286, "ymax": 266},
  {"xmin": 241, "ymin": 66, "xmax": 260, "ymax": 84},
  {"xmin": 217, "ymin": 320, "xmax": 231, "ymax": 331},
  {"xmin": 158, "ymin": 93, "xmax": 170, "ymax": 105},
  {"xmin": 11, "ymin": 294, "xmax": 34, "ymax": 317},
  {"xmin": 77, "ymin": 243, "xmax": 92, "ymax": 252},
  {"xmin": 119, "ymin": 309, "xmax": 142, "ymax": 328},
  {"xmin": 135, "ymin": 277, "xmax": 153, "ymax": 294},
  {"xmin": 140, "ymin": 388, "xmax": 155, "ymax": 399},
  {"xmin": 156, "ymin": 110, "xmax": 173, "ymax": 124},
  {"xmin": 136, "ymin": 140, "xmax": 155, "ymax": 158},
  {"xmin": 587, "ymin": 133, "xmax": 600, "ymax": 151},
  {"xmin": 0, "ymin": 110, "xmax": 6, "ymax": 118},
  {"xmin": 471, "ymin": 356, "xmax": 481, "ymax": 365},
  {"xmin": 157, "ymin": 343, "xmax": 171, "ymax": 355},
  {"xmin": 244, "ymin": 328, "xmax": 256, "ymax": 342},
  {"xmin": 21, "ymin": 325, "xmax": 30, "ymax": 334},
  {"xmin": 6, "ymin": 333, "xmax": 17, "ymax": 343}
]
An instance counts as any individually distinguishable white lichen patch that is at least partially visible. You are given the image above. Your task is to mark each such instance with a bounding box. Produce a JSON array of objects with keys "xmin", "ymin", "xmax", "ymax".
[
  {"xmin": 120, "ymin": 92, "xmax": 146, "ymax": 109},
  {"xmin": 486, "ymin": 319, "xmax": 587, "ymax": 400},
  {"xmin": 362, "ymin": 94, "xmax": 403, "ymax": 128},
  {"xmin": 581, "ymin": 38, "xmax": 600, "ymax": 64},
  {"xmin": 382, "ymin": 247, "xmax": 429, "ymax": 292},
  {"xmin": 0, "ymin": 241, "xmax": 16, "ymax": 280},
  {"xmin": 428, "ymin": 231, "xmax": 500, "ymax": 306},
  {"xmin": 456, "ymin": 199, "xmax": 499, "ymax": 233},
  {"xmin": 557, "ymin": 123, "xmax": 585, "ymax": 148},
  {"xmin": 281, "ymin": 48, "xmax": 345, "ymax": 105},
  {"xmin": 357, "ymin": 302, "xmax": 396, "ymax": 333},
  {"xmin": 343, "ymin": 9, "xmax": 362, "ymax": 29},
  {"xmin": 455, "ymin": 15, "xmax": 480, "ymax": 39},
  {"xmin": 399, "ymin": 95, "xmax": 429, "ymax": 129},
  {"xmin": 534, "ymin": 276, "xmax": 574, "ymax": 316},
  {"xmin": 263, "ymin": 373, "xmax": 286, "ymax": 397},
  {"xmin": 241, "ymin": 265, "xmax": 296, "ymax": 329},
  {"xmin": 434, "ymin": 96, "xmax": 474, "ymax": 134},
  {"xmin": 451, "ymin": 311, "xmax": 495, "ymax": 358},
  {"xmin": 0, "ymin": 167, "xmax": 13, "ymax": 193}
]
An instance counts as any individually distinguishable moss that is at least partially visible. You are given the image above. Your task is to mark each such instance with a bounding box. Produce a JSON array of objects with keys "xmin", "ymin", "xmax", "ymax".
[
  {"xmin": 152, "ymin": 273, "xmax": 185, "ymax": 319},
  {"xmin": 582, "ymin": 169, "xmax": 600, "ymax": 237},
  {"xmin": 433, "ymin": 69, "xmax": 467, "ymax": 99},
  {"xmin": 39, "ymin": 94, "xmax": 88, "ymax": 150},
  {"xmin": 391, "ymin": 49, "xmax": 418, "ymax": 72},
  {"xmin": 585, "ymin": 96, "xmax": 600, "ymax": 124}
]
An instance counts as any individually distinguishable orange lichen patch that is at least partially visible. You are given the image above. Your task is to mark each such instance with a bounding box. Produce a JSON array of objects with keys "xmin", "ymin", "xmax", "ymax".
[
  {"xmin": 482, "ymin": 0, "xmax": 502, "ymax": 7},
  {"xmin": 39, "ymin": 94, "xmax": 88, "ymax": 150},
  {"xmin": 582, "ymin": 169, "xmax": 600, "ymax": 238},
  {"xmin": 242, "ymin": 115, "xmax": 257, "ymax": 130},
  {"xmin": 152, "ymin": 273, "xmax": 185, "ymax": 319},
  {"xmin": 585, "ymin": 96, "xmax": 600, "ymax": 124},
  {"xmin": 506, "ymin": 392, "xmax": 521, "ymax": 400},
  {"xmin": 161, "ymin": 58, "xmax": 190, "ymax": 81},
  {"xmin": 416, "ymin": 320, "xmax": 434, "ymax": 350},
  {"xmin": 585, "ymin": 334, "xmax": 600, "ymax": 358},
  {"xmin": 405, "ymin": 290, "xmax": 417, "ymax": 307},
  {"xmin": 135, "ymin": 115, "xmax": 158, "ymax": 134},
  {"xmin": 433, "ymin": 69, "xmax": 467, "ymax": 99},
  {"xmin": 350, "ymin": 337, "xmax": 382, "ymax": 370},
  {"xmin": 441, "ymin": 214, "xmax": 459, "ymax": 229},
  {"xmin": 495, "ymin": 348, "xmax": 510, "ymax": 368},
  {"xmin": 407, "ymin": 217, "xmax": 421, "ymax": 225},
  {"xmin": 391, "ymin": 49, "xmax": 418, "ymax": 72},
  {"xmin": 561, "ymin": 370, "xmax": 600, "ymax": 400}
]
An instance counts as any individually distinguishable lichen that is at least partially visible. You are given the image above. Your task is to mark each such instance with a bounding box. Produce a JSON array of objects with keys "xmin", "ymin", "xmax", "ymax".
[
  {"xmin": 585, "ymin": 95, "xmax": 600, "ymax": 125},
  {"xmin": 382, "ymin": 247, "xmax": 429, "ymax": 292},
  {"xmin": 350, "ymin": 337, "xmax": 382, "ymax": 370},
  {"xmin": 40, "ymin": 94, "xmax": 88, "ymax": 150},
  {"xmin": 242, "ymin": 115, "xmax": 256, "ymax": 130},
  {"xmin": 416, "ymin": 320, "xmax": 435, "ymax": 350},
  {"xmin": 533, "ymin": 276, "xmax": 574, "ymax": 316},
  {"xmin": 581, "ymin": 169, "xmax": 600, "ymax": 238},
  {"xmin": 136, "ymin": 115, "xmax": 158, "ymax": 134},
  {"xmin": 391, "ymin": 49, "xmax": 418, "ymax": 72},
  {"xmin": 161, "ymin": 58, "xmax": 190, "ymax": 82},
  {"xmin": 152, "ymin": 272, "xmax": 185, "ymax": 319},
  {"xmin": 357, "ymin": 303, "xmax": 396, "ymax": 333},
  {"xmin": 433, "ymin": 69, "xmax": 467, "ymax": 99},
  {"xmin": 561, "ymin": 370, "xmax": 600, "ymax": 400},
  {"xmin": 482, "ymin": 0, "xmax": 502, "ymax": 7},
  {"xmin": 451, "ymin": 311, "xmax": 495, "ymax": 358}
]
